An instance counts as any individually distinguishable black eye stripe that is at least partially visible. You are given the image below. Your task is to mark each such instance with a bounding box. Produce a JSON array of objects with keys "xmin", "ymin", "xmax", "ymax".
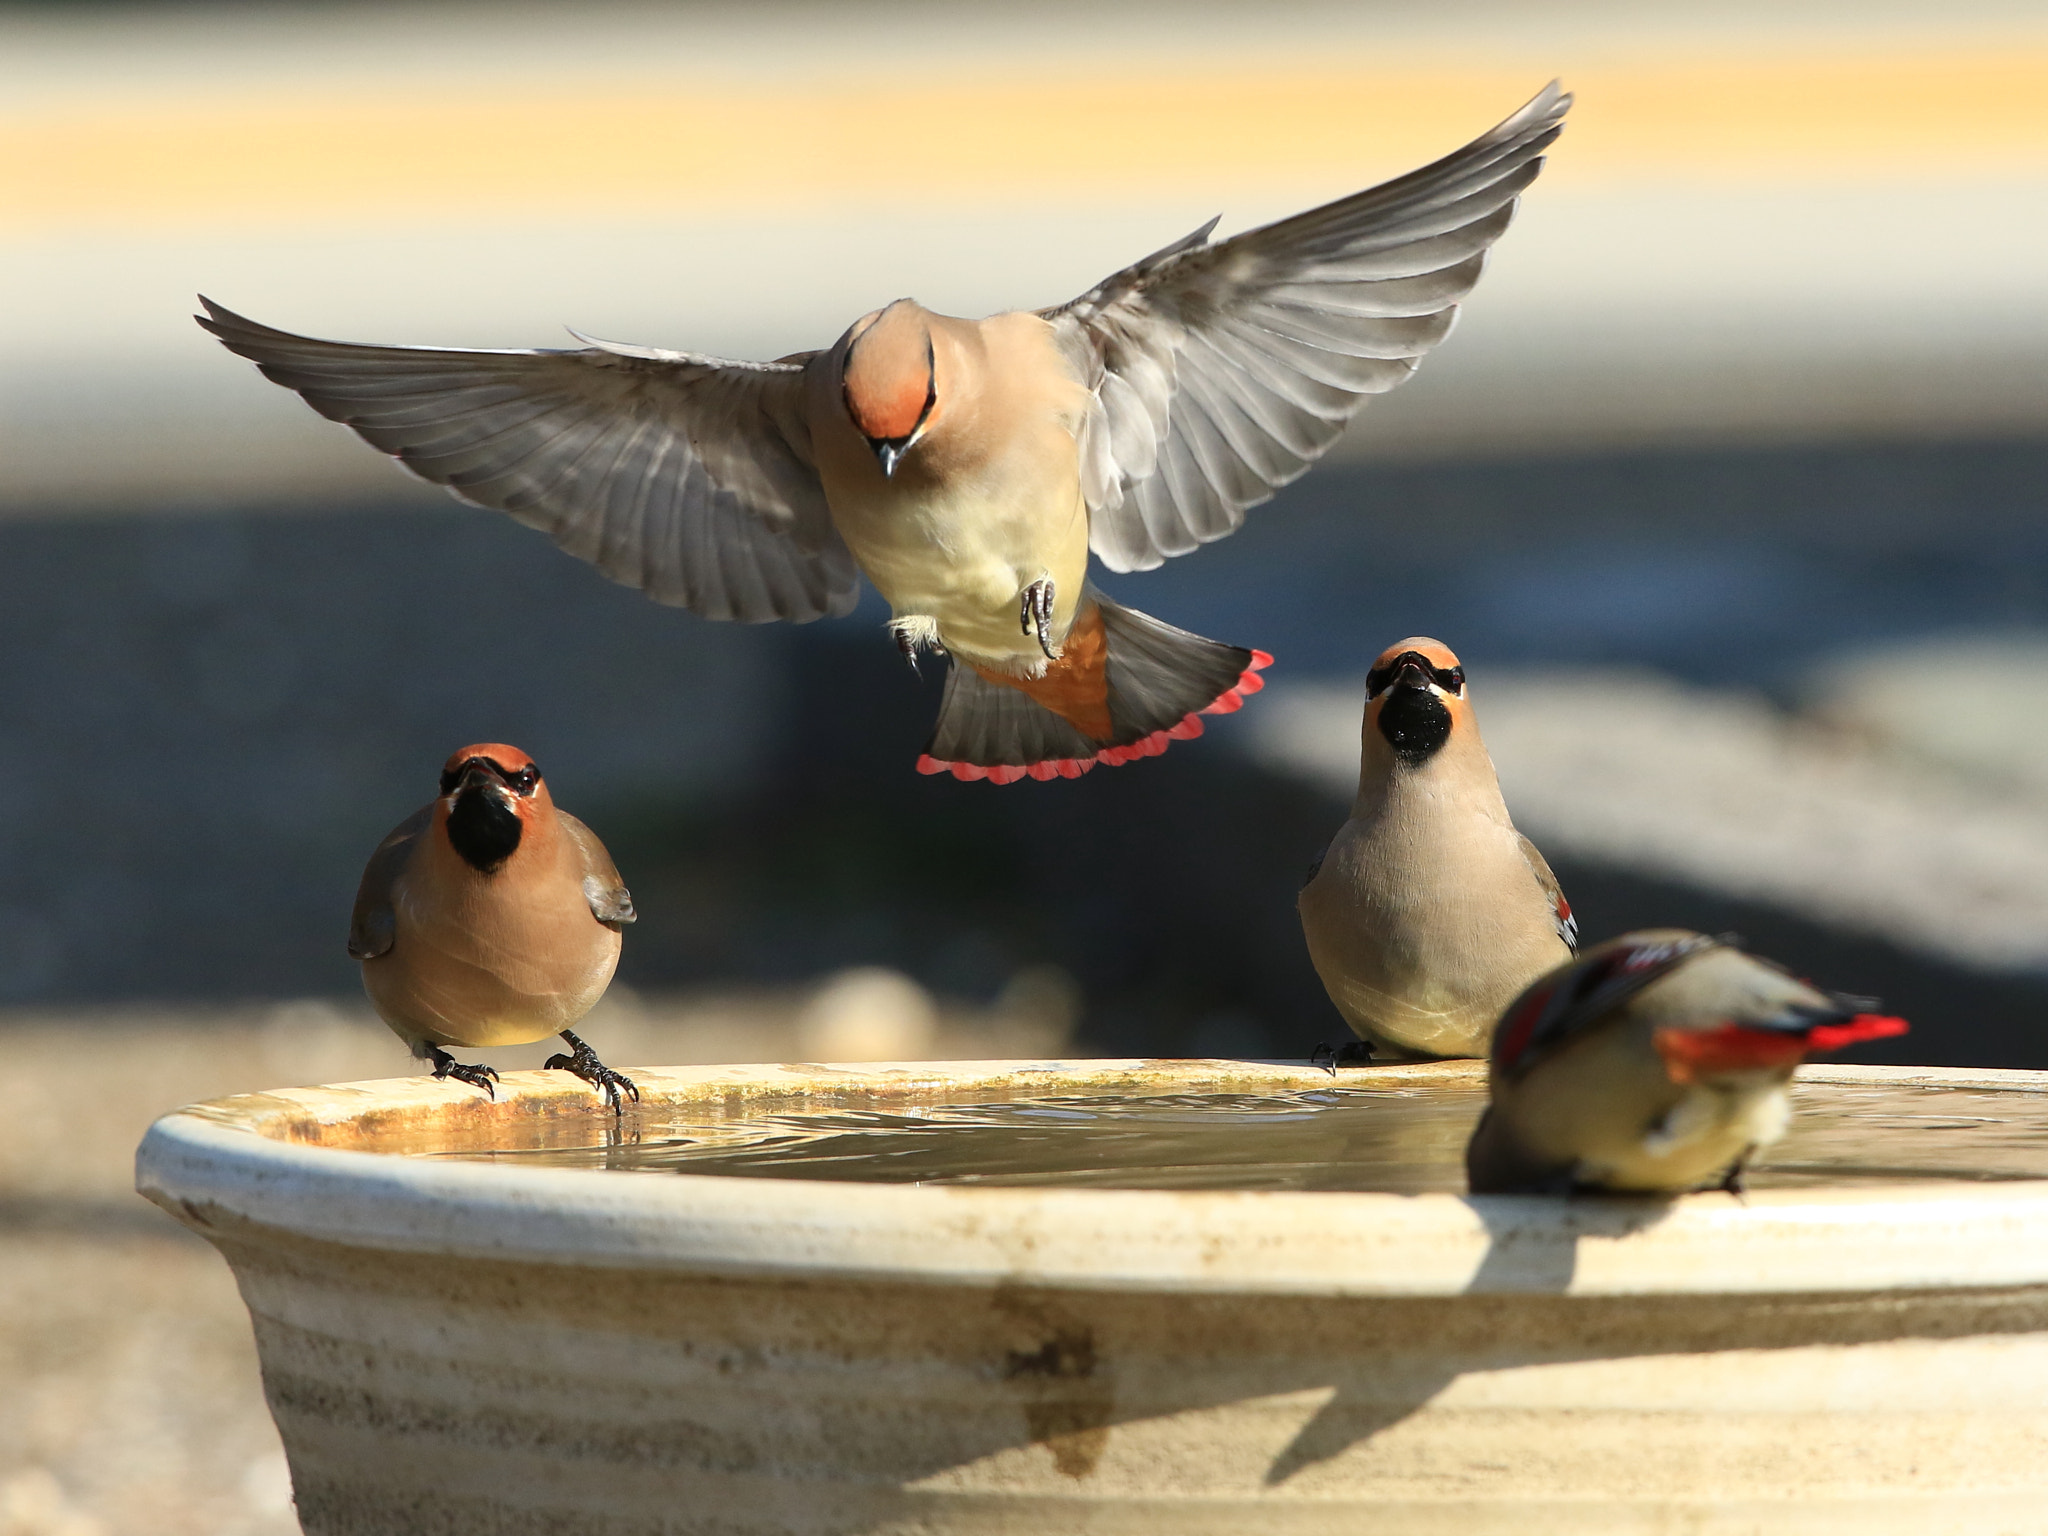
[
  {"xmin": 1366, "ymin": 653, "xmax": 1464, "ymax": 699},
  {"xmin": 438, "ymin": 758, "xmax": 543, "ymax": 796}
]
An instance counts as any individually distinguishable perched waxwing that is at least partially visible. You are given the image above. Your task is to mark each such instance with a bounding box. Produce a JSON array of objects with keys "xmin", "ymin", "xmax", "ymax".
[
  {"xmin": 197, "ymin": 86, "xmax": 1568, "ymax": 782},
  {"xmin": 1466, "ymin": 930, "xmax": 1910, "ymax": 1195},
  {"xmin": 349, "ymin": 744, "xmax": 640, "ymax": 1112},
  {"xmin": 1299, "ymin": 638, "xmax": 1577, "ymax": 1062}
]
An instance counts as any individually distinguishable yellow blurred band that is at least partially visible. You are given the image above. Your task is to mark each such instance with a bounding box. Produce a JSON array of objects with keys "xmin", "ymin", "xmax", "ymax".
[{"xmin": 6, "ymin": 50, "xmax": 2047, "ymax": 232}]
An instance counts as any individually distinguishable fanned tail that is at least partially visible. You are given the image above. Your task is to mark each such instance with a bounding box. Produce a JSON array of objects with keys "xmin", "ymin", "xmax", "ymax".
[{"xmin": 917, "ymin": 589, "xmax": 1269, "ymax": 783}]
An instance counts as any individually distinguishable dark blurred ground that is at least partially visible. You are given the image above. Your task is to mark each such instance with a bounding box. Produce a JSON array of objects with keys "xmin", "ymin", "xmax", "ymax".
[{"xmin": 8, "ymin": 435, "xmax": 2048, "ymax": 1063}]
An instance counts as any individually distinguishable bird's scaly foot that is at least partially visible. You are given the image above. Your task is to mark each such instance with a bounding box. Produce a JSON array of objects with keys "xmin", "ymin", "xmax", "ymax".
[
  {"xmin": 891, "ymin": 616, "xmax": 945, "ymax": 673},
  {"xmin": 1715, "ymin": 1148, "xmax": 1755, "ymax": 1203},
  {"xmin": 1019, "ymin": 579, "xmax": 1057, "ymax": 661},
  {"xmin": 544, "ymin": 1029, "xmax": 640, "ymax": 1116},
  {"xmin": 1310, "ymin": 1039, "xmax": 1376, "ymax": 1076},
  {"xmin": 426, "ymin": 1045, "xmax": 500, "ymax": 1099}
]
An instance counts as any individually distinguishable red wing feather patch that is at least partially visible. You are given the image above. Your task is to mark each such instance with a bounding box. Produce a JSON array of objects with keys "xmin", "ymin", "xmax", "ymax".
[
  {"xmin": 1806, "ymin": 1014, "xmax": 1911, "ymax": 1052},
  {"xmin": 1654, "ymin": 1025, "xmax": 1810, "ymax": 1084},
  {"xmin": 1654, "ymin": 1014, "xmax": 1909, "ymax": 1084}
]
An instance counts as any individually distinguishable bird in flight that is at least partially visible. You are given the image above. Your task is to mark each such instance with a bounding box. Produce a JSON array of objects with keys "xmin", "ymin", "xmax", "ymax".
[{"xmin": 200, "ymin": 84, "xmax": 1568, "ymax": 783}]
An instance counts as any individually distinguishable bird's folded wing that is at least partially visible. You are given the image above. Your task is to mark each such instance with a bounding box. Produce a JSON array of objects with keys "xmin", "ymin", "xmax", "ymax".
[
  {"xmin": 1517, "ymin": 832, "xmax": 1579, "ymax": 953},
  {"xmin": 1043, "ymin": 82, "xmax": 1570, "ymax": 573},
  {"xmin": 197, "ymin": 300, "xmax": 859, "ymax": 624},
  {"xmin": 348, "ymin": 806, "xmax": 430, "ymax": 960},
  {"xmin": 559, "ymin": 811, "xmax": 637, "ymax": 927}
]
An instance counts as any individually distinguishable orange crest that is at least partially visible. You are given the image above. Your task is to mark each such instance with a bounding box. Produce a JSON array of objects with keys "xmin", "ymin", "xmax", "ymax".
[
  {"xmin": 1369, "ymin": 636, "xmax": 1461, "ymax": 673},
  {"xmin": 843, "ymin": 303, "xmax": 933, "ymax": 441},
  {"xmin": 441, "ymin": 743, "xmax": 535, "ymax": 777}
]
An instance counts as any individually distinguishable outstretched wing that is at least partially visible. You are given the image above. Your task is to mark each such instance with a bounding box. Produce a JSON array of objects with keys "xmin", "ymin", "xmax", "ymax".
[
  {"xmin": 1045, "ymin": 83, "xmax": 1570, "ymax": 573},
  {"xmin": 197, "ymin": 300, "xmax": 859, "ymax": 623}
]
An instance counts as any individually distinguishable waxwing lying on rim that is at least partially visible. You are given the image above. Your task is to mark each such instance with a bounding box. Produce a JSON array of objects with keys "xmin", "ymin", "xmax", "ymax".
[
  {"xmin": 1299, "ymin": 638, "xmax": 1576, "ymax": 1062},
  {"xmin": 349, "ymin": 744, "xmax": 640, "ymax": 1113},
  {"xmin": 1466, "ymin": 929, "xmax": 1909, "ymax": 1195},
  {"xmin": 197, "ymin": 85, "xmax": 1568, "ymax": 782}
]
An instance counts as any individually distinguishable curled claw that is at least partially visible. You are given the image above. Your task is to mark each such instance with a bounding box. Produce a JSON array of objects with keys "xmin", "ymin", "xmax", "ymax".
[
  {"xmin": 545, "ymin": 1028, "xmax": 640, "ymax": 1117},
  {"xmin": 1020, "ymin": 579, "xmax": 1057, "ymax": 660},
  {"xmin": 426, "ymin": 1046, "xmax": 500, "ymax": 1099},
  {"xmin": 890, "ymin": 616, "xmax": 943, "ymax": 672},
  {"xmin": 1309, "ymin": 1039, "xmax": 1374, "ymax": 1076}
]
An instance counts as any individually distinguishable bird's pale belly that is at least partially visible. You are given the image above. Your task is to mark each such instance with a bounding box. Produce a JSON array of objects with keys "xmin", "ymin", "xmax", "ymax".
[
  {"xmin": 1585, "ymin": 1081, "xmax": 1793, "ymax": 1191},
  {"xmin": 830, "ymin": 474, "xmax": 1091, "ymax": 669},
  {"xmin": 1323, "ymin": 962, "xmax": 1506, "ymax": 1059}
]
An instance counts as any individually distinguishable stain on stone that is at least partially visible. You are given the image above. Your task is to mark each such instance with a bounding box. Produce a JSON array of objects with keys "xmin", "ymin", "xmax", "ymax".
[
  {"xmin": 994, "ymin": 1293, "xmax": 1114, "ymax": 1479},
  {"xmin": 1022, "ymin": 1397, "xmax": 1112, "ymax": 1479},
  {"xmin": 1003, "ymin": 1328, "xmax": 1095, "ymax": 1384}
]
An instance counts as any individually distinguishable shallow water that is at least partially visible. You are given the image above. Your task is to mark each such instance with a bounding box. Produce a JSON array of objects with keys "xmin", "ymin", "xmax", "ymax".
[{"xmin": 401, "ymin": 1081, "xmax": 2048, "ymax": 1192}]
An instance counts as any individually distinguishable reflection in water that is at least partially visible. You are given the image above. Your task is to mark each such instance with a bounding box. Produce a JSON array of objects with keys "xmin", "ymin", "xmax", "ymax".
[{"xmin": 394, "ymin": 1082, "xmax": 2048, "ymax": 1192}]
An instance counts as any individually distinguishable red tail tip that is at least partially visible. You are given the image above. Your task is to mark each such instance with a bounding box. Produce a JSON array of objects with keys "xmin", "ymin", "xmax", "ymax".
[
  {"xmin": 1201, "ymin": 653, "xmax": 1272, "ymax": 716},
  {"xmin": 918, "ymin": 647, "xmax": 1268, "ymax": 783},
  {"xmin": 919, "ymin": 751, "xmax": 1095, "ymax": 783},
  {"xmin": 1806, "ymin": 1014, "xmax": 1911, "ymax": 1052}
]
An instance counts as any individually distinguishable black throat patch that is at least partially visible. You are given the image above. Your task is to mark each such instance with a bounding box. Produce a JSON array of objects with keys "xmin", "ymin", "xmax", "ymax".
[
  {"xmin": 446, "ymin": 787, "xmax": 523, "ymax": 873},
  {"xmin": 1376, "ymin": 686, "xmax": 1452, "ymax": 764}
]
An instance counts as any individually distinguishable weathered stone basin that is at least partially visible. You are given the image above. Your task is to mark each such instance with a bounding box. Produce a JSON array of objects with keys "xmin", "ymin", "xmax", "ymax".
[{"xmin": 136, "ymin": 1058, "xmax": 2048, "ymax": 1534}]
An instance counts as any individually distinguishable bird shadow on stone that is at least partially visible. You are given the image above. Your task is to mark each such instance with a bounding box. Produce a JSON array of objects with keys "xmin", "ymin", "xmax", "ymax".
[{"xmin": 1260, "ymin": 1191, "xmax": 1672, "ymax": 1486}]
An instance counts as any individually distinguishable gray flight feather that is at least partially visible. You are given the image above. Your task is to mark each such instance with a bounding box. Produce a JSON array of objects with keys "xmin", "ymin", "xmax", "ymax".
[
  {"xmin": 196, "ymin": 300, "xmax": 858, "ymax": 625},
  {"xmin": 1096, "ymin": 593, "xmax": 1251, "ymax": 741},
  {"xmin": 922, "ymin": 588, "xmax": 1251, "ymax": 768},
  {"xmin": 925, "ymin": 666, "xmax": 1103, "ymax": 768},
  {"xmin": 1044, "ymin": 82, "xmax": 1570, "ymax": 573}
]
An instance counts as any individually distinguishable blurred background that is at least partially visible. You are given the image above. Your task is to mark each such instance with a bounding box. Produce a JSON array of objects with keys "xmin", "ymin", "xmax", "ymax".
[{"xmin": 2, "ymin": 2, "xmax": 2046, "ymax": 1530}]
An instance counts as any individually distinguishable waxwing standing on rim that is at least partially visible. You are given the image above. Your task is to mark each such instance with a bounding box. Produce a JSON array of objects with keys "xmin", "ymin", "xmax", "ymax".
[
  {"xmin": 1466, "ymin": 930, "xmax": 1910, "ymax": 1195},
  {"xmin": 349, "ymin": 744, "xmax": 640, "ymax": 1112},
  {"xmin": 1299, "ymin": 638, "xmax": 1577, "ymax": 1061},
  {"xmin": 197, "ymin": 86, "xmax": 1568, "ymax": 782}
]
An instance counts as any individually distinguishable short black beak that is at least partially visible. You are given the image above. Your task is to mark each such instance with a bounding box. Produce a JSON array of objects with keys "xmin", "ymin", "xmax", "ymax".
[
  {"xmin": 870, "ymin": 438, "xmax": 907, "ymax": 479},
  {"xmin": 1393, "ymin": 657, "xmax": 1432, "ymax": 690}
]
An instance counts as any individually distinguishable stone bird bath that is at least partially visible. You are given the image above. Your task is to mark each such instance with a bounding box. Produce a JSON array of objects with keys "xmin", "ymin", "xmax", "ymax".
[{"xmin": 136, "ymin": 1058, "xmax": 2048, "ymax": 1534}]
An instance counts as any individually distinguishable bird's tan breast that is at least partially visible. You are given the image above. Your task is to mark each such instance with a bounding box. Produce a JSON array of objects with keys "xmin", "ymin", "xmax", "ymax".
[
  {"xmin": 1300, "ymin": 791, "xmax": 1568, "ymax": 1056},
  {"xmin": 365, "ymin": 830, "xmax": 619, "ymax": 1049}
]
